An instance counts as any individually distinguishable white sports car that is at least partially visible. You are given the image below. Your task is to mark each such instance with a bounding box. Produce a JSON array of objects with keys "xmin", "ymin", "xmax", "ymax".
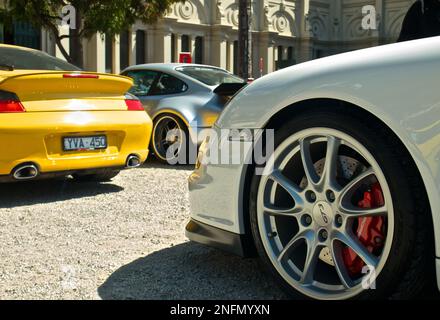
[{"xmin": 187, "ymin": 36, "xmax": 440, "ymax": 300}]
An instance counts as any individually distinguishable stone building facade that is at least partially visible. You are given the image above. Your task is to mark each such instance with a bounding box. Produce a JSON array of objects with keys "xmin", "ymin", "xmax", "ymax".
[{"xmin": 1, "ymin": 0, "xmax": 416, "ymax": 76}]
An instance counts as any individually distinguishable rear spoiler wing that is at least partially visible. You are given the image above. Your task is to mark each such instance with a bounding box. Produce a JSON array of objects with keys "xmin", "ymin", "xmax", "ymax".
[{"xmin": 213, "ymin": 83, "xmax": 247, "ymax": 96}]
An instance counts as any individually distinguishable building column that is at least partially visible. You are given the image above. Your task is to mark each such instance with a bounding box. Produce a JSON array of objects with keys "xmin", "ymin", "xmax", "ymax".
[
  {"xmin": 112, "ymin": 34, "xmax": 120, "ymax": 74},
  {"xmin": 296, "ymin": 38, "xmax": 314, "ymax": 63},
  {"xmin": 220, "ymin": 39, "xmax": 228, "ymax": 69},
  {"xmin": 258, "ymin": 32, "xmax": 277, "ymax": 75},
  {"xmin": 150, "ymin": 23, "xmax": 172, "ymax": 63},
  {"xmin": 375, "ymin": 0, "xmax": 384, "ymax": 42},
  {"xmin": 331, "ymin": 0, "xmax": 343, "ymax": 41},
  {"xmin": 163, "ymin": 32, "xmax": 172, "ymax": 63},
  {"xmin": 41, "ymin": 29, "xmax": 55, "ymax": 56},
  {"xmin": 129, "ymin": 29, "xmax": 137, "ymax": 66},
  {"xmin": 273, "ymin": 45, "xmax": 279, "ymax": 69},
  {"xmin": 190, "ymin": 35, "xmax": 196, "ymax": 60},
  {"xmin": 296, "ymin": 0, "xmax": 314, "ymax": 63},
  {"xmin": 55, "ymin": 25, "xmax": 70, "ymax": 61},
  {"xmin": 176, "ymin": 34, "xmax": 182, "ymax": 62},
  {"xmin": 203, "ymin": 34, "xmax": 211, "ymax": 66},
  {"xmin": 146, "ymin": 30, "xmax": 155, "ymax": 63},
  {"xmin": 252, "ymin": 33, "xmax": 260, "ymax": 77},
  {"xmin": 227, "ymin": 41, "xmax": 234, "ymax": 73},
  {"xmin": 152, "ymin": 30, "xmax": 163, "ymax": 62},
  {"xmin": 83, "ymin": 33, "xmax": 105, "ymax": 72},
  {"xmin": 211, "ymin": 26, "xmax": 232, "ymax": 70}
]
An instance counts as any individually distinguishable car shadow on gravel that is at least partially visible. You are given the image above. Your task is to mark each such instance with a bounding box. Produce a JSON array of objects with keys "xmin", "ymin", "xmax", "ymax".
[
  {"xmin": 0, "ymin": 179, "xmax": 123, "ymax": 209},
  {"xmin": 143, "ymin": 158, "xmax": 195, "ymax": 171},
  {"xmin": 98, "ymin": 242, "xmax": 288, "ymax": 300}
]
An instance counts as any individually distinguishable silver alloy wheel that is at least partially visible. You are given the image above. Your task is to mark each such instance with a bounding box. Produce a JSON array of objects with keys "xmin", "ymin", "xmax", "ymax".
[
  {"xmin": 257, "ymin": 128, "xmax": 394, "ymax": 300},
  {"xmin": 152, "ymin": 115, "xmax": 183, "ymax": 162}
]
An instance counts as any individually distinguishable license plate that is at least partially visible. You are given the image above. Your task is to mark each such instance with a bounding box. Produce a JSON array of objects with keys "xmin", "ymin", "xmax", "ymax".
[{"xmin": 63, "ymin": 135, "xmax": 107, "ymax": 151}]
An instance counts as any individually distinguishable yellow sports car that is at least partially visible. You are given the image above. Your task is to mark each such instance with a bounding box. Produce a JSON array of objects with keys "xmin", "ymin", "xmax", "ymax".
[{"xmin": 0, "ymin": 44, "xmax": 152, "ymax": 182}]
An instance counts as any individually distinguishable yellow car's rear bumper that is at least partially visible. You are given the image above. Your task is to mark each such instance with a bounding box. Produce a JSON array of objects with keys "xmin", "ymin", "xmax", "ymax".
[{"xmin": 0, "ymin": 111, "xmax": 152, "ymax": 176}]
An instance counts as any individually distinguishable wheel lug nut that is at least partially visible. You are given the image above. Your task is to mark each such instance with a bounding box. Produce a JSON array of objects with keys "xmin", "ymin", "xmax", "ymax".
[
  {"xmin": 268, "ymin": 231, "xmax": 278, "ymax": 238},
  {"xmin": 306, "ymin": 191, "xmax": 317, "ymax": 203},
  {"xmin": 302, "ymin": 215, "xmax": 313, "ymax": 226},
  {"xmin": 319, "ymin": 229, "xmax": 329, "ymax": 241},
  {"xmin": 327, "ymin": 190, "xmax": 336, "ymax": 203},
  {"xmin": 335, "ymin": 215, "xmax": 343, "ymax": 227}
]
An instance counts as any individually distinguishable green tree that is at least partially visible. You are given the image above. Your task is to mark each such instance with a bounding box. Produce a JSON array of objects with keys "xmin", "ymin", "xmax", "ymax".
[
  {"xmin": 0, "ymin": 3, "xmax": 13, "ymax": 42},
  {"xmin": 5, "ymin": 0, "xmax": 182, "ymax": 68}
]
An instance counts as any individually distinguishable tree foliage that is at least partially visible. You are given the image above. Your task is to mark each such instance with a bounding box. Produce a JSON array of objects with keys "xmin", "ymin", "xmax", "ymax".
[{"xmin": 4, "ymin": 0, "xmax": 182, "ymax": 67}]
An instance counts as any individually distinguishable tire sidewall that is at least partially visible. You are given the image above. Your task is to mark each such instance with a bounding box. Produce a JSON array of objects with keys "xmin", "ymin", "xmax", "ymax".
[{"xmin": 151, "ymin": 113, "xmax": 189, "ymax": 165}]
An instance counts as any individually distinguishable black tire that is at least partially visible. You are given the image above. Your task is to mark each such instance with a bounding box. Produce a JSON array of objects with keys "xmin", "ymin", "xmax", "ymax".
[
  {"xmin": 151, "ymin": 113, "xmax": 190, "ymax": 165},
  {"xmin": 72, "ymin": 169, "xmax": 120, "ymax": 182},
  {"xmin": 249, "ymin": 107, "xmax": 434, "ymax": 300}
]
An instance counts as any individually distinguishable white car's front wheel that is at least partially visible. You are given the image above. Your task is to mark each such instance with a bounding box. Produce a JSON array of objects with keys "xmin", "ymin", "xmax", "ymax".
[{"xmin": 250, "ymin": 108, "xmax": 434, "ymax": 300}]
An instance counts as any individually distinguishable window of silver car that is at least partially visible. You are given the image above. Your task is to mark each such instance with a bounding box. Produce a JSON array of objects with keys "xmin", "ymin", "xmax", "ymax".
[
  {"xmin": 149, "ymin": 73, "xmax": 188, "ymax": 96},
  {"xmin": 176, "ymin": 66, "xmax": 245, "ymax": 86},
  {"xmin": 126, "ymin": 70, "xmax": 160, "ymax": 96}
]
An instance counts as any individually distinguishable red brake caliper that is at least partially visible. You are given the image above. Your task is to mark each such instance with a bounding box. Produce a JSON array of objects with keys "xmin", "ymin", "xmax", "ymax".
[{"xmin": 342, "ymin": 183, "xmax": 385, "ymax": 276}]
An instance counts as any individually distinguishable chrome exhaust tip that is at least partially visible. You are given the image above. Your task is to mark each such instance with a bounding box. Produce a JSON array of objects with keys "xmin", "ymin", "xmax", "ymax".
[
  {"xmin": 126, "ymin": 155, "xmax": 141, "ymax": 169},
  {"xmin": 13, "ymin": 164, "xmax": 39, "ymax": 180}
]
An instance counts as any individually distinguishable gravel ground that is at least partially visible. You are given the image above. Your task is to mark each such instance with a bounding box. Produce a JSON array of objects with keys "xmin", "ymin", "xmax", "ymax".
[{"xmin": 0, "ymin": 160, "xmax": 286, "ymax": 300}]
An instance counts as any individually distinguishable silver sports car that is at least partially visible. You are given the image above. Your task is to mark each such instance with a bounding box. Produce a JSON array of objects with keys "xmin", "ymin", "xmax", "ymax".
[
  {"xmin": 122, "ymin": 64, "xmax": 246, "ymax": 163},
  {"xmin": 187, "ymin": 36, "xmax": 440, "ymax": 300}
]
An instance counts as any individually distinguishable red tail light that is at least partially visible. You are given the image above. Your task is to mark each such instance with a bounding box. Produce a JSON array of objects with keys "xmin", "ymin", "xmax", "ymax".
[
  {"xmin": 125, "ymin": 99, "xmax": 144, "ymax": 111},
  {"xmin": 0, "ymin": 91, "xmax": 25, "ymax": 113},
  {"xmin": 63, "ymin": 74, "xmax": 100, "ymax": 79}
]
